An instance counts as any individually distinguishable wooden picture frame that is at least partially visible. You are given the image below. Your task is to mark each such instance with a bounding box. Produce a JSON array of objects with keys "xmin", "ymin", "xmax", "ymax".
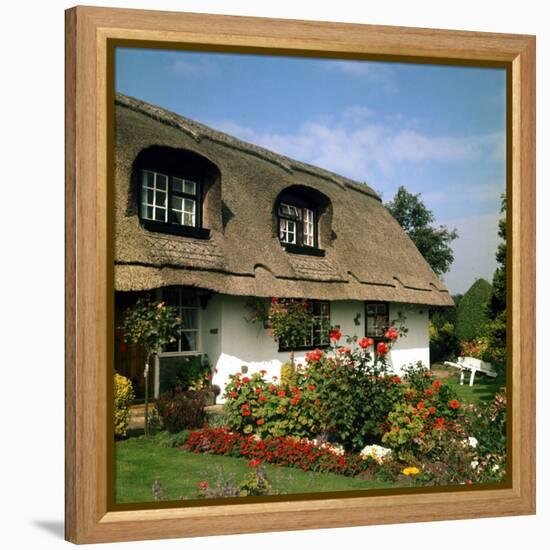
[{"xmin": 65, "ymin": 5, "xmax": 536, "ymax": 544}]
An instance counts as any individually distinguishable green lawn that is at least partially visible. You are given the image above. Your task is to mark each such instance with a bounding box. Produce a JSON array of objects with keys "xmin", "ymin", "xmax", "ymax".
[
  {"xmin": 116, "ymin": 437, "xmax": 395, "ymax": 503},
  {"xmin": 432, "ymin": 364, "xmax": 506, "ymax": 406}
]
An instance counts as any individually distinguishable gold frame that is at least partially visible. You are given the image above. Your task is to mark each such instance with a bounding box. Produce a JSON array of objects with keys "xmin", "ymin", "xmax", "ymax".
[{"xmin": 65, "ymin": 5, "xmax": 536, "ymax": 544}]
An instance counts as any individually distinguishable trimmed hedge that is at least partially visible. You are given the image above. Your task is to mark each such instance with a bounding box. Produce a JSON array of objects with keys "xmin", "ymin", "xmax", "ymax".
[{"xmin": 455, "ymin": 279, "xmax": 492, "ymax": 342}]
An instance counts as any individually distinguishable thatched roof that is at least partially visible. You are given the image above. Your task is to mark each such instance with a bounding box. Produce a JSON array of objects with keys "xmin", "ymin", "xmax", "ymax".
[{"xmin": 114, "ymin": 93, "xmax": 453, "ymax": 306}]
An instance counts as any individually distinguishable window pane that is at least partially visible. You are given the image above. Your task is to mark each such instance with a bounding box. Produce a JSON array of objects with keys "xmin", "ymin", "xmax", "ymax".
[
  {"xmin": 181, "ymin": 308, "xmax": 198, "ymax": 330},
  {"xmin": 172, "ymin": 177, "xmax": 184, "ymax": 193},
  {"xmin": 303, "ymin": 208, "xmax": 314, "ymax": 246},
  {"xmin": 146, "ymin": 189, "xmax": 154, "ymax": 204},
  {"xmin": 183, "ymin": 212, "xmax": 195, "ymax": 226},
  {"xmin": 279, "ymin": 218, "xmax": 296, "ymax": 244},
  {"xmin": 155, "ymin": 173, "xmax": 168, "ymax": 191},
  {"xmin": 143, "ymin": 170, "xmax": 154, "ymax": 188},
  {"xmin": 154, "ymin": 207, "xmax": 166, "ymax": 222},
  {"xmin": 141, "ymin": 204, "xmax": 153, "ymax": 220},
  {"xmin": 172, "ymin": 210, "xmax": 182, "ymax": 225},
  {"xmin": 155, "ymin": 190, "xmax": 166, "ymax": 207},
  {"xmin": 184, "ymin": 180, "xmax": 196, "ymax": 195},
  {"xmin": 279, "ymin": 203, "xmax": 301, "ymax": 220},
  {"xmin": 181, "ymin": 331, "xmax": 198, "ymax": 352},
  {"xmin": 183, "ymin": 198, "xmax": 195, "ymax": 214},
  {"xmin": 171, "ymin": 196, "xmax": 183, "ymax": 212}
]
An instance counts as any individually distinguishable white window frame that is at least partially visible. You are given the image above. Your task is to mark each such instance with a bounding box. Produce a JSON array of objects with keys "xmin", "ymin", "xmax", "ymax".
[{"xmin": 140, "ymin": 170, "xmax": 168, "ymax": 223}]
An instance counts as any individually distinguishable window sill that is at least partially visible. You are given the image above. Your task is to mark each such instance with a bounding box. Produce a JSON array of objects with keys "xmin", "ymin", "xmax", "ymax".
[
  {"xmin": 278, "ymin": 345, "xmax": 330, "ymax": 353},
  {"xmin": 141, "ymin": 219, "xmax": 211, "ymax": 239},
  {"xmin": 282, "ymin": 243, "xmax": 325, "ymax": 257}
]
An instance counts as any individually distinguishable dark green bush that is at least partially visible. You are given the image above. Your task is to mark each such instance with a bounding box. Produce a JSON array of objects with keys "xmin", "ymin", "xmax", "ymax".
[
  {"xmin": 455, "ymin": 279, "xmax": 493, "ymax": 342},
  {"xmin": 156, "ymin": 388, "xmax": 207, "ymax": 432},
  {"xmin": 158, "ymin": 355, "xmax": 211, "ymax": 393}
]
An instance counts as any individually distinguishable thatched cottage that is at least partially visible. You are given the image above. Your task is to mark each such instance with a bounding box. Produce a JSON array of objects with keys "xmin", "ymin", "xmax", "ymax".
[{"xmin": 114, "ymin": 93, "xmax": 453, "ymax": 399}]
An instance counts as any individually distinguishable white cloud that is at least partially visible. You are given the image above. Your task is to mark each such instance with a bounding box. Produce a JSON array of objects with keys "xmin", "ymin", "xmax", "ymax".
[
  {"xmin": 171, "ymin": 59, "xmax": 216, "ymax": 77},
  {"xmin": 208, "ymin": 114, "xmax": 504, "ymax": 185},
  {"xmin": 324, "ymin": 61, "xmax": 398, "ymax": 92}
]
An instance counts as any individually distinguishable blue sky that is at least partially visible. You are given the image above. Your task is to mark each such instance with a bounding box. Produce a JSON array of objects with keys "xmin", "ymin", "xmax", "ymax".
[{"xmin": 115, "ymin": 48, "xmax": 506, "ymax": 294}]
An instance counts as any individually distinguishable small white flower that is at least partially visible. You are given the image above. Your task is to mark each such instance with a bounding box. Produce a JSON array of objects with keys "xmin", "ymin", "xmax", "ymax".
[
  {"xmin": 468, "ymin": 437, "xmax": 479, "ymax": 449},
  {"xmin": 470, "ymin": 460, "xmax": 479, "ymax": 470},
  {"xmin": 492, "ymin": 464, "xmax": 500, "ymax": 472}
]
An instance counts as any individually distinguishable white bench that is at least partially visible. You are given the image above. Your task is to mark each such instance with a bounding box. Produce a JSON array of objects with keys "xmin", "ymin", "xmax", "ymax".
[{"xmin": 443, "ymin": 356, "xmax": 497, "ymax": 386}]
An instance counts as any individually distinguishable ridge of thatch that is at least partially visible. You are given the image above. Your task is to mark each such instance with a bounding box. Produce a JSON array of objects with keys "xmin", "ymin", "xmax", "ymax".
[
  {"xmin": 114, "ymin": 94, "xmax": 454, "ymax": 307},
  {"xmin": 115, "ymin": 93, "xmax": 381, "ymax": 202}
]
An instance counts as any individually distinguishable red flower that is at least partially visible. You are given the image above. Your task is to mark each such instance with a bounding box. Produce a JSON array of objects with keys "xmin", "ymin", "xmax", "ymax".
[
  {"xmin": 385, "ymin": 327, "xmax": 399, "ymax": 341},
  {"xmin": 359, "ymin": 337, "xmax": 374, "ymax": 349},
  {"xmin": 229, "ymin": 391, "xmax": 238, "ymax": 399},
  {"xmin": 259, "ymin": 395, "xmax": 267, "ymax": 402},
  {"xmin": 424, "ymin": 388, "xmax": 433, "ymax": 396},
  {"xmin": 449, "ymin": 399, "xmax": 460, "ymax": 410},
  {"xmin": 433, "ymin": 380, "xmax": 441, "ymax": 391},
  {"xmin": 256, "ymin": 419, "xmax": 265, "ymax": 426},
  {"xmin": 290, "ymin": 397, "xmax": 300, "ymax": 406},
  {"xmin": 435, "ymin": 417, "xmax": 445, "ymax": 429},
  {"xmin": 242, "ymin": 377, "xmax": 250, "ymax": 383},
  {"xmin": 198, "ymin": 480, "xmax": 209, "ymax": 490},
  {"xmin": 255, "ymin": 388, "xmax": 263, "ymax": 394},
  {"xmin": 314, "ymin": 399, "xmax": 320, "ymax": 406},
  {"xmin": 428, "ymin": 406, "xmax": 436, "ymax": 414},
  {"xmin": 417, "ymin": 401, "xmax": 425, "ymax": 410},
  {"xmin": 278, "ymin": 390, "xmax": 286, "ymax": 397},
  {"xmin": 393, "ymin": 425, "xmax": 400, "ymax": 432},
  {"xmin": 269, "ymin": 385, "xmax": 277, "ymax": 392},
  {"xmin": 248, "ymin": 458, "xmax": 262, "ymax": 468},
  {"xmin": 392, "ymin": 376, "xmax": 401, "ymax": 384},
  {"xmin": 240, "ymin": 403, "xmax": 249, "ymax": 409},
  {"xmin": 306, "ymin": 349, "xmax": 324, "ymax": 363},
  {"xmin": 242, "ymin": 410, "xmax": 251, "ymax": 417},
  {"xmin": 329, "ymin": 328, "xmax": 342, "ymax": 342},
  {"xmin": 307, "ymin": 385, "xmax": 316, "ymax": 391},
  {"xmin": 271, "ymin": 297, "xmax": 278, "ymax": 304},
  {"xmin": 377, "ymin": 342, "xmax": 388, "ymax": 355}
]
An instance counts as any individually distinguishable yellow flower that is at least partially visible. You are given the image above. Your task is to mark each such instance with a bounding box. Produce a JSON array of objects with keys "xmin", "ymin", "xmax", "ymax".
[{"xmin": 402, "ymin": 466, "xmax": 420, "ymax": 476}]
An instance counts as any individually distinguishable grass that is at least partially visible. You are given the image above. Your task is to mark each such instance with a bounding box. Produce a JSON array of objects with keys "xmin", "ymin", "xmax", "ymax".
[
  {"xmin": 431, "ymin": 364, "xmax": 506, "ymax": 406},
  {"xmin": 115, "ymin": 437, "xmax": 395, "ymax": 503}
]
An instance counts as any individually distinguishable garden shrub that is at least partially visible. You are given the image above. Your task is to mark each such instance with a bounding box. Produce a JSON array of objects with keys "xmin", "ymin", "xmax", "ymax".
[
  {"xmin": 185, "ymin": 427, "xmax": 374, "ymax": 476},
  {"xmin": 114, "ymin": 373, "xmax": 135, "ymax": 437},
  {"xmin": 156, "ymin": 387, "xmax": 207, "ymax": 432},
  {"xmin": 455, "ymin": 278, "xmax": 493, "ymax": 342},
  {"xmin": 223, "ymin": 329, "xmax": 405, "ymax": 452},
  {"xmin": 429, "ymin": 321, "xmax": 459, "ymax": 363},
  {"xmin": 383, "ymin": 373, "xmax": 463, "ymax": 461},
  {"xmin": 280, "ymin": 362, "xmax": 296, "ymax": 387},
  {"xmin": 158, "ymin": 354, "xmax": 211, "ymax": 393}
]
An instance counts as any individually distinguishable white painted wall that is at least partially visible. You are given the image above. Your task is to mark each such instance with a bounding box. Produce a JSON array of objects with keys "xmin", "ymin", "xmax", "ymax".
[
  {"xmin": 388, "ymin": 303, "xmax": 430, "ymax": 374},
  {"xmin": 205, "ymin": 295, "xmax": 430, "ymax": 399}
]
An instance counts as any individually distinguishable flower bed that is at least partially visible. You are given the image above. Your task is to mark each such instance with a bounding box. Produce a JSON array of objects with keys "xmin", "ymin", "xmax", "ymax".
[{"xmin": 184, "ymin": 426, "xmax": 373, "ymax": 476}]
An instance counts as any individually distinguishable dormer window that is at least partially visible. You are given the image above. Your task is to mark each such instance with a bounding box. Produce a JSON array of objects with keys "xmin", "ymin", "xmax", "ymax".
[
  {"xmin": 139, "ymin": 167, "xmax": 209, "ymax": 239},
  {"xmin": 275, "ymin": 186, "xmax": 328, "ymax": 257},
  {"xmin": 278, "ymin": 203, "xmax": 316, "ymax": 247}
]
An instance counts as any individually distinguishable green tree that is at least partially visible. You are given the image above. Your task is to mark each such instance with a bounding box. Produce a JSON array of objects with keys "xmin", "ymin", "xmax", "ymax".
[
  {"xmin": 386, "ymin": 186, "xmax": 458, "ymax": 276},
  {"xmin": 455, "ymin": 278, "xmax": 493, "ymax": 342},
  {"xmin": 485, "ymin": 196, "xmax": 507, "ymax": 365},
  {"xmin": 122, "ymin": 298, "xmax": 181, "ymax": 436}
]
